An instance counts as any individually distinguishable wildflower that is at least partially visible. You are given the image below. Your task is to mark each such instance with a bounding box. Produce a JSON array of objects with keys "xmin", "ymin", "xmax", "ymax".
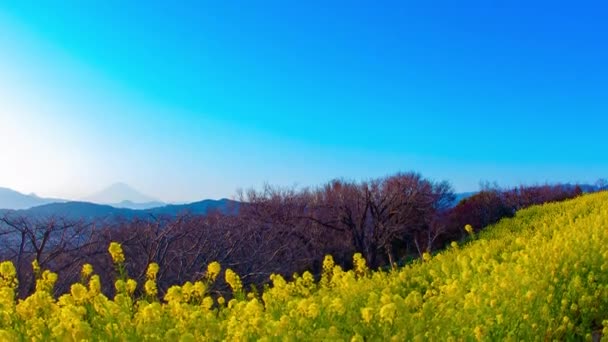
[
  {"xmin": 202, "ymin": 296, "xmax": 214, "ymax": 310},
  {"xmin": 115, "ymin": 279, "xmax": 126, "ymax": 293},
  {"xmin": 379, "ymin": 303, "xmax": 397, "ymax": 323},
  {"xmin": 321, "ymin": 255, "xmax": 335, "ymax": 287},
  {"xmin": 126, "ymin": 279, "xmax": 137, "ymax": 295},
  {"xmin": 361, "ymin": 307, "xmax": 373, "ymax": 323},
  {"xmin": 165, "ymin": 286, "xmax": 183, "ymax": 303},
  {"xmin": 144, "ymin": 279, "xmax": 157, "ymax": 298},
  {"xmin": 422, "ymin": 252, "xmax": 432, "ymax": 262},
  {"xmin": 108, "ymin": 242, "xmax": 125, "ymax": 264},
  {"xmin": 31, "ymin": 259, "xmax": 40, "ymax": 276},
  {"xmin": 0, "ymin": 261, "xmax": 16, "ymax": 279},
  {"xmin": 473, "ymin": 326, "xmax": 483, "ymax": 340},
  {"xmin": 180, "ymin": 333, "xmax": 196, "ymax": 342},
  {"xmin": 0, "ymin": 261, "xmax": 17, "ymax": 288},
  {"xmin": 81, "ymin": 264, "xmax": 94, "ymax": 278},
  {"xmin": 328, "ymin": 298, "xmax": 345, "ymax": 316},
  {"xmin": 193, "ymin": 281, "xmax": 206, "ymax": 298},
  {"xmin": 306, "ymin": 303, "xmax": 321, "ymax": 318},
  {"xmin": 225, "ymin": 269, "xmax": 242, "ymax": 293},
  {"xmin": 464, "ymin": 224, "xmax": 474, "ymax": 234},
  {"xmin": 70, "ymin": 283, "xmax": 88, "ymax": 303},
  {"xmin": 36, "ymin": 270, "xmax": 58, "ymax": 293},
  {"xmin": 351, "ymin": 334, "xmax": 364, "ymax": 342},
  {"xmin": 323, "ymin": 255, "xmax": 335, "ymax": 273},
  {"xmin": 89, "ymin": 275, "xmax": 101, "ymax": 295},
  {"xmin": 353, "ymin": 253, "xmax": 368, "ymax": 277},
  {"xmin": 146, "ymin": 263, "xmax": 159, "ymax": 280},
  {"xmin": 206, "ymin": 261, "xmax": 221, "ymax": 282}
]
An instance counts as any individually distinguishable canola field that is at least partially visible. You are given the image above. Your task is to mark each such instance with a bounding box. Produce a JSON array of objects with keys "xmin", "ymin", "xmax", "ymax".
[{"xmin": 1, "ymin": 192, "xmax": 608, "ymax": 341}]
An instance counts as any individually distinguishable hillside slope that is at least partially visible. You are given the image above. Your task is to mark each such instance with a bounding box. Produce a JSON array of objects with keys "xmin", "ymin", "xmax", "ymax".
[
  {"xmin": 246, "ymin": 191, "xmax": 608, "ymax": 340},
  {"xmin": 2, "ymin": 192, "xmax": 608, "ymax": 340}
]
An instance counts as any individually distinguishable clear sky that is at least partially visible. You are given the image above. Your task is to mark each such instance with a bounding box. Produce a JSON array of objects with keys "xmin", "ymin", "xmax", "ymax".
[{"xmin": 1, "ymin": 1, "xmax": 607, "ymax": 202}]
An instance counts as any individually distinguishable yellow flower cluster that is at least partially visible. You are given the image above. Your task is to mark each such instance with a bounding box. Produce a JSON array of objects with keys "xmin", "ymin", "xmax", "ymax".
[
  {"xmin": 81, "ymin": 264, "xmax": 93, "ymax": 278},
  {"xmin": 1, "ymin": 192, "xmax": 608, "ymax": 340},
  {"xmin": 464, "ymin": 223, "xmax": 475, "ymax": 234},
  {"xmin": 108, "ymin": 242, "xmax": 125, "ymax": 264},
  {"xmin": 224, "ymin": 269, "xmax": 242, "ymax": 294},
  {"xmin": 145, "ymin": 263, "xmax": 159, "ymax": 298},
  {"xmin": 206, "ymin": 261, "xmax": 221, "ymax": 282}
]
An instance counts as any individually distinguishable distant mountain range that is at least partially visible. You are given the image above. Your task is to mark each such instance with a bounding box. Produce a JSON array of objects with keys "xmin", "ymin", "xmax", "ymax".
[
  {"xmin": 107, "ymin": 200, "xmax": 167, "ymax": 210},
  {"xmin": 0, "ymin": 187, "xmax": 67, "ymax": 210},
  {"xmin": 0, "ymin": 199, "xmax": 238, "ymax": 222},
  {"xmin": 0, "ymin": 183, "xmax": 165, "ymax": 211},
  {"xmin": 0, "ymin": 184, "xmax": 237, "ymax": 221}
]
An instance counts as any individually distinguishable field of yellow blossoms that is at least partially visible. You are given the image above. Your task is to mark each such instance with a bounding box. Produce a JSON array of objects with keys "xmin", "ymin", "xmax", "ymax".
[{"xmin": 1, "ymin": 191, "xmax": 608, "ymax": 341}]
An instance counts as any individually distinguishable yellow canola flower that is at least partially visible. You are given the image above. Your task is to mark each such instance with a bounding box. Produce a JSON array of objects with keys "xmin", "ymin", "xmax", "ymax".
[
  {"xmin": 144, "ymin": 279, "xmax": 158, "ymax": 298},
  {"xmin": 126, "ymin": 279, "xmax": 137, "ymax": 295},
  {"xmin": 115, "ymin": 279, "xmax": 126, "ymax": 293},
  {"xmin": 465, "ymin": 224, "xmax": 474, "ymax": 234},
  {"xmin": 361, "ymin": 307, "xmax": 373, "ymax": 323},
  {"xmin": 322, "ymin": 255, "xmax": 335, "ymax": 272},
  {"xmin": 36, "ymin": 270, "xmax": 58, "ymax": 293},
  {"xmin": 70, "ymin": 283, "xmax": 88, "ymax": 303},
  {"xmin": 108, "ymin": 242, "xmax": 125, "ymax": 264},
  {"xmin": 31, "ymin": 259, "xmax": 41, "ymax": 275},
  {"xmin": 0, "ymin": 261, "xmax": 17, "ymax": 288},
  {"xmin": 422, "ymin": 252, "xmax": 432, "ymax": 262},
  {"xmin": 206, "ymin": 261, "xmax": 221, "ymax": 282},
  {"xmin": 353, "ymin": 253, "xmax": 368, "ymax": 277},
  {"xmin": 202, "ymin": 296, "xmax": 214, "ymax": 310},
  {"xmin": 379, "ymin": 303, "xmax": 396, "ymax": 323},
  {"xmin": 0, "ymin": 262, "xmax": 16, "ymax": 279},
  {"xmin": 225, "ymin": 269, "xmax": 242, "ymax": 293},
  {"xmin": 88, "ymin": 275, "xmax": 101, "ymax": 295},
  {"xmin": 165, "ymin": 285, "xmax": 183, "ymax": 303},
  {"xmin": 473, "ymin": 326, "xmax": 483, "ymax": 340},
  {"xmin": 192, "ymin": 281, "xmax": 206, "ymax": 298},
  {"xmin": 81, "ymin": 263, "xmax": 94, "ymax": 278},
  {"xmin": 146, "ymin": 263, "xmax": 159, "ymax": 280}
]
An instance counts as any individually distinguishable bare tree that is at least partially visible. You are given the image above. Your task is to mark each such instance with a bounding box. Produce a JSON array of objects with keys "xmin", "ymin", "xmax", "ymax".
[{"xmin": 0, "ymin": 213, "xmax": 99, "ymax": 296}]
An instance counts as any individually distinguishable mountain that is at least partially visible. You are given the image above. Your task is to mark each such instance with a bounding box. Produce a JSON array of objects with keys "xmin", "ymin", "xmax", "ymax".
[
  {"xmin": 6, "ymin": 201, "xmax": 137, "ymax": 221},
  {"xmin": 0, "ymin": 198, "xmax": 239, "ymax": 222},
  {"xmin": 109, "ymin": 200, "xmax": 166, "ymax": 210},
  {"xmin": 0, "ymin": 187, "xmax": 66, "ymax": 210},
  {"xmin": 82, "ymin": 182, "xmax": 164, "ymax": 208},
  {"xmin": 143, "ymin": 198, "xmax": 238, "ymax": 216}
]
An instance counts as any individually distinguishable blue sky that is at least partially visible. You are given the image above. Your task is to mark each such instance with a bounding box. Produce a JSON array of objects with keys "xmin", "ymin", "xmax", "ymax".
[{"xmin": 0, "ymin": 1, "xmax": 606, "ymax": 202}]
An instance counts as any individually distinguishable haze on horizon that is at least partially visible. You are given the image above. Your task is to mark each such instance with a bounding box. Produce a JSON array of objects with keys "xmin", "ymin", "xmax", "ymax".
[{"xmin": 1, "ymin": 2, "xmax": 607, "ymax": 203}]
